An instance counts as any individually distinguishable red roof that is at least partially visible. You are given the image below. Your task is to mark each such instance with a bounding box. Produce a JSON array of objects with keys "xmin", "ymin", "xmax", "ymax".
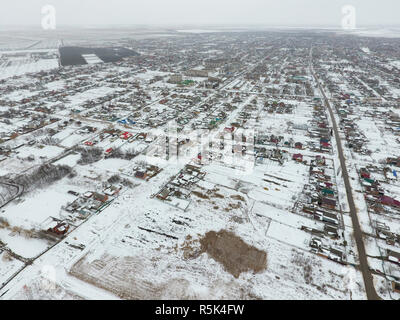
[
  {"xmin": 224, "ymin": 127, "xmax": 235, "ymax": 132},
  {"xmin": 120, "ymin": 132, "xmax": 133, "ymax": 139},
  {"xmin": 380, "ymin": 196, "xmax": 400, "ymax": 207}
]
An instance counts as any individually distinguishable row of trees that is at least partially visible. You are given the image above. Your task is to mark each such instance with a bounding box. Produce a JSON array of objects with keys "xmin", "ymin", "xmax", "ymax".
[{"xmin": 14, "ymin": 164, "xmax": 73, "ymax": 192}]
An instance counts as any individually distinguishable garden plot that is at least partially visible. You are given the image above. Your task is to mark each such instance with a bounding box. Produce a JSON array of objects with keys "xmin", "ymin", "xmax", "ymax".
[
  {"xmin": 175, "ymin": 160, "xmax": 348, "ymax": 263},
  {"xmin": 0, "ymin": 116, "xmax": 33, "ymax": 135},
  {"xmin": 368, "ymin": 255, "xmax": 400, "ymax": 279},
  {"xmin": 53, "ymin": 154, "xmax": 81, "ymax": 167},
  {"xmin": 64, "ymin": 86, "xmax": 119, "ymax": 108},
  {"xmin": 0, "ymin": 180, "xmax": 82, "ymax": 229},
  {"xmin": 266, "ymin": 221, "xmax": 311, "ymax": 250},
  {"xmin": 2, "ymin": 89, "xmax": 40, "ymax": 102},
  {"xmin": 54, "ymin": 128, "xmax": 96, "ymax": 148},
  {"xmin": 93, "ymin": 158, "xmax": 132, "ymax": 173},
  {"xmin": 65, "ymin": 185, "xmax": 366, "ymax": 300},
  {"xmin": 45, "ymin": 80, "xmax": 66, "ymax": 91},
  {"xmin": 0, "ymin": 156, "xmax": 39, "ymax": 176},
  {"xmin": 357, "ymin": 118, "xmax": 391, "ymax": 155},
  {"xmin": 15, "ymin": 145, "xmax": 64, "ymax": 162},
  {"xmin": 0, "ymin": 57, "xmax": 58, "ymax": 80},
  {"xmin": 119, "ymin": 139, "xmax": 148, "ymax": 153},
  {"xmin": 252, "ymin": 201, "xmax": 325, "ymax": 231},
  {"xmin": 0, "ymin": 251, "xmax": 24, "ymax": 284},
  {"xmin": 381, "ymin": 182, "xmax": 400, "ymax": 200},
  {"xmin": 201, "ymin": 166, "xmax": 244, "ymax": 190},
  {"xmin": 202, "ymin": 160, "xmax": 307, "ymax": 211},
  {"xmin": 0, "ymin": 183, "xmax": 19, "ymax": 206},
  {"xmin": 256, "ymin": 112, "xmax": 315, "ymax": 147},
  {"xmin": 0, "ymin": 228, "xmax": 50, "ymax": 259},
  {"xmin": 94, "ymin": 136, "xmax": 126, "ymax": 150}
]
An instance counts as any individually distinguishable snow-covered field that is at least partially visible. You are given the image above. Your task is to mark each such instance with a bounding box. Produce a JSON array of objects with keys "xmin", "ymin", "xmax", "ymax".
[{"xmin": 0, "ymin": 58, "xmax": 59, "ymax": 80}]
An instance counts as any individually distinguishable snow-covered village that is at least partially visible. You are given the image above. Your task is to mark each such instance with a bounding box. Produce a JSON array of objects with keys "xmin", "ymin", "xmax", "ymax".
[{"xmin": 1, "ymin": 1, "xmax": 400, "ymax": 304}]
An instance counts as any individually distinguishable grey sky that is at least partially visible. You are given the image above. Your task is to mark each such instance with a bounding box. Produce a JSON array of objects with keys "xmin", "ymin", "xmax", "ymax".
[{"xmin": 0, "ymin": 0, "xmax": 399, "ymax": 27}]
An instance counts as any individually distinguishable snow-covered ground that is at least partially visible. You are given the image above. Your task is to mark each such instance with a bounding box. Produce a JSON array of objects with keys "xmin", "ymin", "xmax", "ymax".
[{"xmin": 2, "ymin": 29, "xmax": 400, "ymax": 300}]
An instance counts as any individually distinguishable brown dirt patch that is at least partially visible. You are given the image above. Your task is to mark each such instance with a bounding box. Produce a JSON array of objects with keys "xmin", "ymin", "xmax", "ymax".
[
  {"xmin": 230, "ymin": 194, "xmax": 245, "ymax": 202},
  {"xmin": 191, "ymin": 191, "xmax": 209, "ymax": 199},
  {"xmin": 212, "ymin": 192, "xmax": 225, "ymax": 199},
  {"xmin": 180, "ymin": 235, "xmax": 201, "ymax": 260},
  {"xmin": 200, "ymin": 230, "xmax": 267, "ymax": 278}
]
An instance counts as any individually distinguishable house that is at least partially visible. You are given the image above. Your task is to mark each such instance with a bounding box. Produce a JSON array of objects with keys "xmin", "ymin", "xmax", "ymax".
[
  {"xmin": 92, "ymin": 192, "xmax": 108, "ymax": 203},
  {"xmin": 270, "ymin": 135, "xmax": 279, "ymax": 144},
  {"xmin": 294, "ymin": 142, "xmax": 303, "ymax": 149},
  {"xmin": 324, "ymin": 181, "xmax": 333, "ymax": 188},
  {"xmin": 324, "ymin": 224, "xmax": 339, "ymax": 238},
  {"xmin": 387, "ymin": 249, "xmax": 400, "ymax": 265},
  {"xmin": 360, "ymin": 168, "xmax": 370, "ymax": 179},
  {"xmin": 157, "ymin": 187, "xmax": 170, "ymax": 200},
  {"xmin": 302, "ymin": 205, "xmax": 315, "ymax": 214},
  {"xmin": 319, "ymin": 197, "xmax": 336, "ymax": 210},
  {"xmin": 375, "ymin": 223, "xmax": 396, "ymax": 244},
  {"xmin": 315, "ymin": 210, "xmax": 339, "ymax": 226},
  {"xmin": 104, "ymin": 185, "xmax": 121, "ymax": 196},
  {"xmin": 84, "ymin": 191, "xmax": 93, "ymax": 198},
  {"xmin": 329, "ymin": 246, "xmax": 345, "ymax": 263},
  {"xmin": 68, "ymin": 190, "xmax": 79, "ymax": 196},
  {"xmin": 48, "ymin": 221, "xmax": 69, "ymax": 236},
  {"xmin": 383, "ymin": 167, "xmax": 397, "ymax": 180},
  {"xmin": 320, "ymin": 187, "xmax": 334, "ymax": 197},
  {"xmin": 386, "ymin": 157, "xmax": 400, "ymax": 167},
  {"xmin": 315, "ymin": 155, "xmax": 326, "ymax": 166},
  {"xmin": 137, "ymin": 133, "xmax": 147, "ymax": 140},
  {"xmin": 392, "ymin": 281, "xmax": 400, "ymax": 294},
  {"xmin": 135, "ymin": 171, "xmax": 147, "ymax": 180},
  {"xmin": 292, "ymin": 153, "xmax": 303, "ymax": 162},
  {"xmin": 380, "ymin": 195, "xmax": 400, "ymax": 208}
]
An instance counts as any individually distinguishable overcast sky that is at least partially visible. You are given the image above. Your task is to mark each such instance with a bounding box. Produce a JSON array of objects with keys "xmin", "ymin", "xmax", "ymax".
[{"xmin": 0, "ymin": 0, "xmax": 399, "ymax": 27}]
